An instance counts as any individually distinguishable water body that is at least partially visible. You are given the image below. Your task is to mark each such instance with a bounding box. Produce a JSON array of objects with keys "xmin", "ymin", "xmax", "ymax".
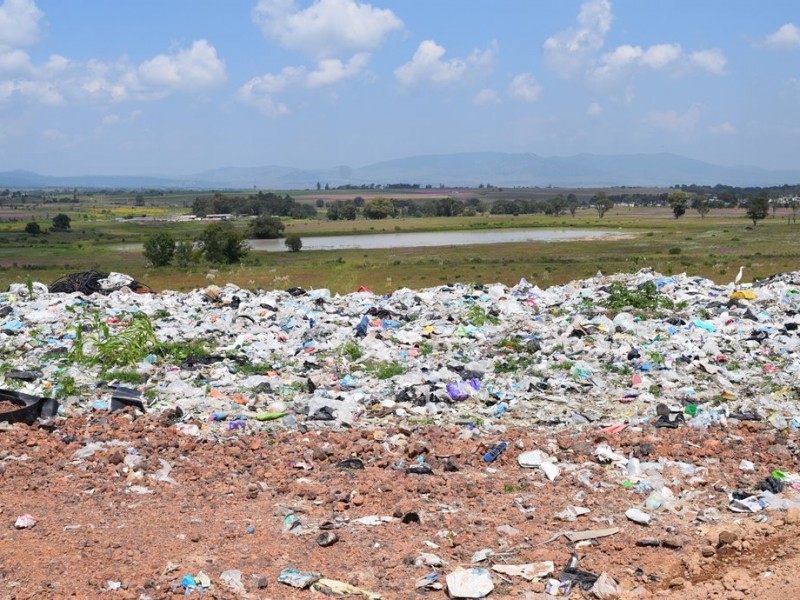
[{"xmin": 249, "ymin": 228, "xmax": 616, "ymax": 252}]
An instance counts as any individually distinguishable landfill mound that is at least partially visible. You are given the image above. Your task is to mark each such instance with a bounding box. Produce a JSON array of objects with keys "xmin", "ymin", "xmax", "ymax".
[{"xmin": 1, "ymin": 269, "xmax": 799, "ymax": 599}]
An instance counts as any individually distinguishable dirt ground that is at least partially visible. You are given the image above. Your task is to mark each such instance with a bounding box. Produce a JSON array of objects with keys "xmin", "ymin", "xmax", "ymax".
[{"xmin": 1, "ymin": 411, "xmax": 799, "ymax": 599}]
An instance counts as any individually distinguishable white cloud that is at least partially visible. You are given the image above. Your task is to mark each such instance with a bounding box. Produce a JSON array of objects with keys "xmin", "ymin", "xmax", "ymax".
[
  {"xmin": 640, "ymin": 43, "xmax": 682, "ymax": 69},
  {"xmin": 543, "ymin": 0, "xmax": 612, "ymax": 78},
  {"xmin": 644, "ymin": 104, "xmax": 702, "ymax": 134},
  {"xmin": 138, "ymin": 40, "xmax": 226, "ymax": 92},
  {"xmin": 253, "ymin": 0, "xmax": 402, "ymax": 59},
  {"xmin": 508, "ymin": 73, "xmax": 541, "ymax": 102},
  {"xmin": 306, "ymin": 52, "xmax": 369, "ymax": 87},
  {"xmin": 689, "ymin": 49, "xmax": 726, "ymax": 75},
  {"xmin": 587, "ymin": 102, "xmax": 602, "ymax": 115},
  {"xmin": 473, "ymin": 88, "xmax": 499, "ymax": 106},
  {"xmin": 762, "ymin": 23, "xmax": 800, "ymax": 51},
  {"xmin": 708, "ymin": 121, "xmax": 736, "ymax": 135},
  {"xmin": 238, "ymin": 53, "xmax": 368, "ymax": 115},
  {"xmin": 102, "ymin": 114, "xmax": 120, "ymax": 125},
  {"xmin": 0, "ymin": 39, "xmax": 227, "ymax": 107},
  {"xmin": 0, "ymin": 47, "xmax": 29, "ymax": 71},
  {"xmin": 0, "ymin": 0, "xmax": 42, "ymax": 50},
  {"xmin": 394, "ymin": 40, "xmax": 496, "ymax": 88}
]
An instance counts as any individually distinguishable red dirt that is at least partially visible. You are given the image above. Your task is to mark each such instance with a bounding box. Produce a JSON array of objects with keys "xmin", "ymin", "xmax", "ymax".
[{"xmin": 1, "ymin": 412, "xmax": 799, "ymax": 599}]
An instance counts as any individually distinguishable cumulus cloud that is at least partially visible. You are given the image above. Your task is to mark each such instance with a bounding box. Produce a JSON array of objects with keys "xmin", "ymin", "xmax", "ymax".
[
  {"xmin": 138, "ymin": 40, "xmax": 226, "ymax": 92},
  {"xmin": 545, "ymin": 0, "xmax": 724, "ymax": 97},
  {"xmin": 543, "ymin": 0, "xmax": 612, "ymax": 78},
  {"xmin": 0, "ymin": 0, "xmax": 42, "ymax": 74},
  {"xmin": 689, "ymin": 49, "xmax": 726, "ymax": 75},
  {"xmin": 508, "ymin": 73, "xmax": 541, "ymax": 102},
  {"xmin": 394, "ymin": 40, "xmax": 496, "ymax": 88},
  {"xmin": 239, "ymin": 53, "xmax": 368, "ymax": 115},
  {"xmin": 0, "ymin": 0, "xmax": 42, "ymax": 50},
  {"xmin": 708, "ymin": 121, "xmax": 736, "ymax": 135},
  {"xmin": 587, "ymin": 102, "xmax": 602, "ymax": 115},
  {"xmin": 473, "ymin": 88, "xmax": 499, "ymax": 106},
  {"xmin": 253, "ymin": 0, "xmax": 402, "ymax": 59},
  {"xmin": 0, "ymin": 38, "xmax": 227, "ymax": 106},
  {"xmin": 762, "ymin": 23, "xmax": 800, "ymax": 51},
  {"xmin": 644, "ymin": 104, "xmax": 702, "ymax": 134}
]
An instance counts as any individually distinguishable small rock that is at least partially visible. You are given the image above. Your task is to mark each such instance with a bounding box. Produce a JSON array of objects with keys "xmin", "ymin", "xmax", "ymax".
[
  {"xmin": 351, "ymin": 493, "xmax": 364, "ymax": 506},
  {"xmin": 785, "ymin": 507, "xmax": 800, "ymax": 524},
  {"xmin": 717, "ymin": 530, "xmax": 738, "ymax": 547},
  {"xmin": 663, "ymin": 536, "xmax": 684, "ymax": 549},
  {"xmin": 669, "ymin": 577, "xmax": 685, "ymax": 589},
  {"xmin": 701, "ymin": 546, "xmax": 716, "ymax": 557}
]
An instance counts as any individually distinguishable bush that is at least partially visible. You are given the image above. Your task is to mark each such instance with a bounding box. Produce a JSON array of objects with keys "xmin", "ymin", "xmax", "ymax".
[
  {"xmin": 668, "ymin": 247, "xmax": 682, "ymax": 255},
  {"xmin": 24, "ymin": 222, "xmax": 41, "ymax": 235},
  {"xmin": 143, "ymin": 232, "xmax": 176, "ymax": 267},
  {"xmin": 284, "ymin": 234, "xmax": 302, "ymax": 252},
  {"xmin": 249, "ymin": 215, "xmax": 285, "ymax": 239},
  {"xmin": 200, "ymin": 222, "xmax": 249, "ymax": 264}
]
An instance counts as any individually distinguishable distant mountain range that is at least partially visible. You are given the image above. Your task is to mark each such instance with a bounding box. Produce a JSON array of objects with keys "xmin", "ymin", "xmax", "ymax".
[{"xmin": 1, "ymin": 152, "xmax": 799, "ymax": 190}]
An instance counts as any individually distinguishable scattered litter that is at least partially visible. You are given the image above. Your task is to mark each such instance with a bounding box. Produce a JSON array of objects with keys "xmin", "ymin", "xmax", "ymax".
[{"xmin": 445, "ymin": 567, "xmax": 494, "ymax": 598}]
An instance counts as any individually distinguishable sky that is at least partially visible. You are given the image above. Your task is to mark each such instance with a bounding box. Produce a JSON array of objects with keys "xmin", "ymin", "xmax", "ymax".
[{"xmin": 0, "ymin": 0, "xmax": 798, "ymax": 176}]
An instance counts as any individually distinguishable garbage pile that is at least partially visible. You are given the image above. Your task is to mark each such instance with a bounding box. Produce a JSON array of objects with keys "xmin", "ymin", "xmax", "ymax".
[
  {"xmin": 3, "ymin": 268, "xmax": 800, "ymax": 598},
  {"xmin": 1, "ymin": 268, "xmax": 799, "ymax": 432}
]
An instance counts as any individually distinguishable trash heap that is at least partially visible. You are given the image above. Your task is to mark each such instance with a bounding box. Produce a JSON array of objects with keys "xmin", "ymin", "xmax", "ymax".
[
  {"xmin": 1, "ymin": 268, "xmax": 799, "ymax": 432},
  {"xmin": 3, "ymin": 268, "xmax": 800, "ymax": 598}
]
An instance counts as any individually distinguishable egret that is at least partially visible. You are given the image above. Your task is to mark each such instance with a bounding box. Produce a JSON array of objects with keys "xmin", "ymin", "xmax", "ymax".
[{"xmin": 734, "ymin": 266, "xmax": 744, "ymax": 288}]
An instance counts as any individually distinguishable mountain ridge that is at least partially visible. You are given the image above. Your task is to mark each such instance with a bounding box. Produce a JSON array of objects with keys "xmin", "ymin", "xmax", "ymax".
[{"xmin": 0, "ymin": 152, "xmax": 798, "ymax": 190}]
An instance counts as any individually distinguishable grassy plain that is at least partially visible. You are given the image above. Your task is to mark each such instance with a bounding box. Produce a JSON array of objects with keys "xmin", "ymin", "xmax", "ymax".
[{"xmin": 0, "ymin": 194, "xmax": 797, "ymax": 294}]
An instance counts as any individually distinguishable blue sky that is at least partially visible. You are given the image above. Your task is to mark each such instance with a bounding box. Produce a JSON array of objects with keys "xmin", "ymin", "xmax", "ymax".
[{"xmin": 0, "ymin": 0, "xmax": 798, "ymax": 176}]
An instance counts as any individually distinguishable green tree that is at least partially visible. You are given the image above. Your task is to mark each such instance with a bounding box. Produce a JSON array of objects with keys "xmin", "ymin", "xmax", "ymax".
[
  {"xmin": 174, "ymin": 241, "xmax": 195, "ymax": 268},
  {"xmin": 284, "ymin": 234, "xmax": 303, "ymax": 252},
  {"xmin": 135, "ymin": 194, "xmax": 145, "ymax": 207},
  {"xmin": 340, "ymin": 200, "xmax": 357, "ymax": 220},
  {"xmin": 789, "ymin": 199, "xmax": 799, "ymax": 224},
  {"xmin": 668, "ymin": 190, "xmax": 688, "ymax": 218},
  {"xmin": 363, "ymin": 196, "xmax": 395, "ymax": 219},
  {"xmin": 24, "ymin": 221, "xmax": 41, "ymax": 235},
  {"xmin": 746, "ymin": 197, "xmax": 769, "ymax": 227},
  {"xmin": 143, "ymin": 232, "xmax": 176, "ymax": 267},
  {"xmin": 549, "ymin": 195, "xmax": 566, "ymax": 216},
  {"xmin": 315, "ymin": 198, "xmax": 324, "ymax": 208},
  {"xmin": 567, "ymin": 194, "xmax": 579, "ymax": 217},
  {"xmin": 249, "ymin": 215, "xmax": 285, "ymax": 239},
  {"xmin": 593, "ymin": 192, "xmax": 613, "ymax": 218},
  {"xmin": 51, "ymin": 213, "xmax": 71, "ymax": 231},
  {"xmin": 691, "ymin": 194, "xmax": 710, "ymax": 218},
  {"xmin": 199, "ymin": 222, "xmax": 249, "ymax": 264}
]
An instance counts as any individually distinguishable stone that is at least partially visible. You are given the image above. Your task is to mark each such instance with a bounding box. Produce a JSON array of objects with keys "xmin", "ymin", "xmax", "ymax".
[{"xmin": 717, "ymin": 530, "xmax": 738, "ymax": 547}]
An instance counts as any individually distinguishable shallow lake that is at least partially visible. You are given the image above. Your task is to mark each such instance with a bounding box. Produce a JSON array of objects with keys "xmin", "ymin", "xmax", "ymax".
[{"xmin": 249, "ymin": 228, "xmax": 616, "ymax": 252}]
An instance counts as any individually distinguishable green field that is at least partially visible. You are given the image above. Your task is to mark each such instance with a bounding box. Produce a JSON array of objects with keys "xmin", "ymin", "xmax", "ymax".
[{"xmin": 0, "ymin": 193, "xmax": 797, "ymax": 294}]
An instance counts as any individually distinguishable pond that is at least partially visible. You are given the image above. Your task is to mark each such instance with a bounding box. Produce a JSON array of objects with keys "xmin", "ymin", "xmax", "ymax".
[{"xmin": 249, "ymin": 228, "xmax": 617, "ymax": 252}]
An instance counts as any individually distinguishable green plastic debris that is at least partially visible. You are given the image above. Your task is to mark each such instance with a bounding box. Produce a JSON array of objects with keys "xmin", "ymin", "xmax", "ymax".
[
  {"xmin": 684, "ymin": 404, "xmax": 697, "ymax": 417},
  {"xmin": 622, "ymin": 480, "xmax": 634, "ymax": 489},
  {"xmin": 255, "ymin": 411, "xmax": 288, "ymax": 421},
  {"xmin": 771, "ymin": 470, "xmax": 787, "ymax": 480}
]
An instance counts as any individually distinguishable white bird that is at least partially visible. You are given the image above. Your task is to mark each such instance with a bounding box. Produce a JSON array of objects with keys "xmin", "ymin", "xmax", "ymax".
[{"xmin": 734, "ymin": 266, "xmax": 744, "ymax": 288}]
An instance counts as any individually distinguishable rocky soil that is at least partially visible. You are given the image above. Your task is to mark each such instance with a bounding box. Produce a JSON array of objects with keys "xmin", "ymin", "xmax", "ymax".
[{"xmin": 1, "ymin": 410, "xmax": 799, "ymax": 599}]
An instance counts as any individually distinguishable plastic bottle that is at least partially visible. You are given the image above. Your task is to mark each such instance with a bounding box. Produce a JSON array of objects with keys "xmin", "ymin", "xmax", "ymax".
[{"xmin": 483, "ymin": 441, "xmax": 508, "ymax": 463}]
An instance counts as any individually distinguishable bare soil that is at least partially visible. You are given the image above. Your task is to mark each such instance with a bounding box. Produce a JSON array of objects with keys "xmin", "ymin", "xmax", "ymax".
[{"xmin": 0, "ymin": 411, "xmax": 799, "ymax": 599}]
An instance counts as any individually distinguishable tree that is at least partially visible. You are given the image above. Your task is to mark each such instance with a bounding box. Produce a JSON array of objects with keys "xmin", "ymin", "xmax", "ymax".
[
  {"xmin": 284, "ymin": 234, "xmax": 302, "ymax": 252},
  {"xmin": 249, "ymin": 215, "xmax": 285, "ymax": 239},
  {"xmin": 746, "ymin": 197, "xmax": 769, "ymax": 227},
  {"xmin": 549, "ymin": 195, "xmax": 566, "ymax": 216},
  {"xmin": 340, "ymin": 200, "xmax": 357, "ymax": 220},
  {"xmin": 143, "ymin": 232, "xmax": 176, "ymax": 267},
  {"xmin": 668, "ymin": 191, "xmax": 688, "ymax": 218},
  {"xmin": 51, "ymin": 213, "xmax": 71, "ymax": 231},
  {"xmin": 691, "ymin": 194, "xmax": 710, "ymax": 218},
  {"xmin": 174, "ymin": 241, "xmax": 195, "ymax": 268},
  {"xmin": 24, "ymin": 222, "xmax": 41, "ymax": 235},
  {"xmin": 199, "ymin": 222, "xmax": 249, "ymax": 264},
  {"xmin": 315, "ymin": 198, "xmax": 324, "ymax": 208},
  {"xmin": 567, "ymin": 194, "xmax": 579, "ymax": 217},
  {"xmin": 593, "ymin": 192, "xmax": 613, "ymax": 218},
  {"xmin": 363, "ymin": 196, "xmax": 395, "ymax": 219},
  {"xmin": 135, "ymin": 194, "xmax": 145, "ymax": 207},
  {"xmin": 789, "ymin": 199, "xmax": 799, "ymax": 224}
]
